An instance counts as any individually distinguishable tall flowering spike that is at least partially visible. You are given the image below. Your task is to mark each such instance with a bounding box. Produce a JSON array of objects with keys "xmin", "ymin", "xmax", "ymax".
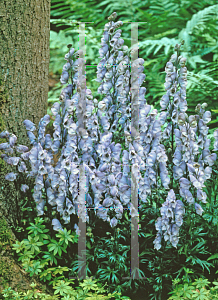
[
  {"xmin": 160, "ymin": 46, "xmax": 188, "ymax": 135},
  {"xmin": 95, "ymin": 12, "xmax": 156, "ymax": 223},
  {"xmin": 31, "ymin": 41, "xmax": 102, "ymax": 223},
  {"xmin": 96, "ymin": 12, "xmax": 132, "ymax": 137},
  {"xmin": 0, "ymin": 14, "xmax": 218, "ymax": 248},
  {"xmin": 157, "ymin": 42, "xmax": 217, "ymax": 240},
  {"xmin": 174, "ymin": 102, "xmax": 216, "ymax": 214},
  {"xmin": 159, "ymin": 47, "xmax": 188, "ymax": 197},
  {"xmin": 27, "ymin": 131, "xmax": 37, "ymax": 145},
  {"xmin": 154, "ymin": 189, "xmax": 185, "ymax": 250}
]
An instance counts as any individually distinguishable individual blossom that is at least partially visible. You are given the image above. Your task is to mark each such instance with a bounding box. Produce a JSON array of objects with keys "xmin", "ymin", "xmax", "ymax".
[
  {"xmin": 21, "ymin": 184, "xmax": 29, "ymax": 193},
  {"xmin": 5, "ymin": 172, "xmax": 18, "ymax": 181},
  {"xmin": 52, "ymin": 219, "xmax": 64, "ymax": 232}
]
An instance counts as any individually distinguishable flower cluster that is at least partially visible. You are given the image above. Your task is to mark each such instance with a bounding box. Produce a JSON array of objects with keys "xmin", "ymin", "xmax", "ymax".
[
  {"xmin": 94, "ymin": 11, "xmax": 171, "ymax": 225},
  {"xmin": 1, "ymin": 12, "xmax": 218, "ymax": 251},
  {"xmin": 153, "ymin": 189, "xmax": 185, "ymax": 250},
  {"xmin": 153, "ymin": 43, "xmax": 218, "ymax": 249}
]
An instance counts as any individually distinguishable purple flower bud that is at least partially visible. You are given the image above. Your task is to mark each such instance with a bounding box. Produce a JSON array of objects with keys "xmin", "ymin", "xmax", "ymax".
[
  {"xmin": 51, "ymin": 102, "xmax": 60, "ymax": 116},
  {"xmin": 179, "ymin": 177, "xmax": 191, "ymax": 190},
  {"xmin": 110, "ymin": 217, "xmax": 118, "ymax": 227},
  {"xmin": 52, "ymin": 218, "xmax": 64, "ymax": 231},
  {"xmin": 0, "ymin": 130, "xmax": 10, "ymax": 139},
  {"xmin": 41, "ymin": 115, "xmax": 50, "ymax": 127},
  {"xmin": 103, "ymin": 31, "xmax": 109, "ymax": 42},
  {"xmin": 16, "ymin": 145, "xmax": 29, "ymax": 153},
  {"xmin": 45, "ymin": 134, "xmax": 52, "ymax": 149},
  {"xmin": 65, "ymin": 48, "xmax": 74, "ymax": 60},
  {"xmin": 27, "ymin": 131, "xmax": 36, "ymax": 145},
  {"xmin": 23, "ymin": 120, "xmax": 36, "ymax": 132},
  {"xmin": 194, "ymin": 203, "xmax": 204, "ymax": 216},
  {"xmin": 5, "ymin": 172, "xmax": 17, "ymax": 181},
  {"xmin": 0, "ymin": 142, "xmax": 11, "ymax": 150},
  {"xmin": 8, "ymin": 134, "xmax": 17, "ymax": 147},
  {"xmin": 63, "ymin": 62, "xmax": 71, "ymax": 71},
  {"xmin": 6, "ymin": 156, "xmax": 20, "ymax": 166},
  {"xmin": 60, "ymin": 71, "xmax": 69, "ymax": 84},
  {"xmin": 202, "ymin": 111, "xmax": 211, "ymax": 124},
  {"xmin": 204, "ymin": 153, "xmax": 217, "ymax": 166},
  {"xmin": 21, "ymin": 184, "xmax": 29, "ymax": 192},
  {"xmin": 21, "ymin": 151, "xmax": 30, "ymax": 160}
]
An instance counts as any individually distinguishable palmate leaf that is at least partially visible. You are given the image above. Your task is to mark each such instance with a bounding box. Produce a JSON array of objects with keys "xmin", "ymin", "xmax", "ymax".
[
  {"xmin": 53, "ymin": 280, "xmax": 73, "ymax": 296},
  {"xmin": 48, "ymin": 239, "xmax": 67, "ymax": 256},
  {"xmin": 42, "ymin": 251, "xmax": 58, "ymax": 266},
  {"xmin": 55, "ymin": 228, "xmax": 76, "ymax": 246}
]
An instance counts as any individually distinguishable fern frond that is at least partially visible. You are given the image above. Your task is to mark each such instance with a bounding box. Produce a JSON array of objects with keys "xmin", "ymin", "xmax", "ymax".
[
  {"xmin": 192, "ymin": 45, "xmax": 218, "ymax": 57},
  {"xmin": 184, "ymin": 54, "xmax": 208, "ymax": 69},
  {"xmin": 199, "ymin": 61, "xmax": 218, "ymax": 80},
  {"xmin": 182, "ymin": 4, "xmax": 218, "ymax": 35},
  {"xmin": 178, "ymin": 4, "xmax": 218, "ymax": 51},
  {"xmin": 137, "ymin": 37, "xmax": 178, "ymax": 57},
  {"xmin": 152, "ymin": 29, "xmax": 178, "ymax": 39},
  {"xmin": 50, "ymin": 19, "xmax": 79, "ymax": 27},
  {"xmin": 149, "ymin": 0, "xmax": 180, "ymax": 16},
  {"xmin": 187, "ymin": 71, "xmax": 218, "ymax": 90}
]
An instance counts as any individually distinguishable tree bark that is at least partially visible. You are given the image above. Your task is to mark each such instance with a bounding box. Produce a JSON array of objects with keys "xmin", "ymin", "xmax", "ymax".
[{"xmin": 0, "ymin": 0, "xmax": 50, "ymax": 234}]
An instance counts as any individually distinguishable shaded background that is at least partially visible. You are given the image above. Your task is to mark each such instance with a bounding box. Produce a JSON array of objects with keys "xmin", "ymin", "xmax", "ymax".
[{"xmin": 47, "ymin": 0, "xmax": 218, "ymax": 138}]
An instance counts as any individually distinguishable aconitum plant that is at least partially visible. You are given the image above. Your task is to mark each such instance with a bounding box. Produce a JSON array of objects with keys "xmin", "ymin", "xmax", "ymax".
[{"xmin": 0, "ymin": 12, "xmax": 218, "ymax": 251}]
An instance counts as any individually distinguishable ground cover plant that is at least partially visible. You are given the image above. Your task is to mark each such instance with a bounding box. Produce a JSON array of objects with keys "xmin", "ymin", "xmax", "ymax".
[{"xmin": 1, "ymin": 10, "xmax": 218, "ymax": 300}]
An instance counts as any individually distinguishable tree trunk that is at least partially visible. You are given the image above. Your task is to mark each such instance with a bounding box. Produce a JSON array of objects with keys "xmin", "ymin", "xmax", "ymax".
[{"xmin": 0, "ymin": 0, "xmax": 50, "ymax": 234}]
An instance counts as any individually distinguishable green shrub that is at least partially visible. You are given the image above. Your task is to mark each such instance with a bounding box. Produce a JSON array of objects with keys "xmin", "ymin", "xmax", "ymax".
[
  {"xmin": 4, "ymin": 217, "xmax": 130, "ymax": 300},
  {"xmin": 1, "ymin": 278, "xmax": 131, "ymax": 299},
  {"xmin": 167, "ymin": 276, "xmax": 218, "ymax": 299}
]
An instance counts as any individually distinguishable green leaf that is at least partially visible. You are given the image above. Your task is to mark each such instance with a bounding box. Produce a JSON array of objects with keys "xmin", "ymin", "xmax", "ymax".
[{"xmin": 207, "ymin": 253, "xmax": 218, "ymax": 261}]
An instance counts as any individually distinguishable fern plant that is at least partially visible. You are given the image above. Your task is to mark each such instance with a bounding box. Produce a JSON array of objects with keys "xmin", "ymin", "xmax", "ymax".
[{"xmin": 49, "ymin": 0, "xmax": 218, "ymax": 133}]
